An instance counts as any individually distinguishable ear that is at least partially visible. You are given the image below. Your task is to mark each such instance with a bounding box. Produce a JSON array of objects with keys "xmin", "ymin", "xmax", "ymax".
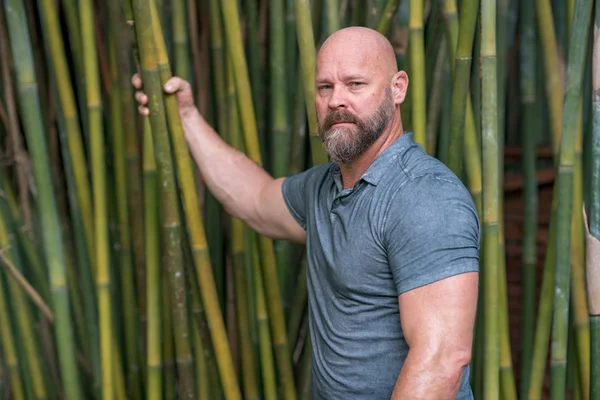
[{"xmin": 391, "ymin": 71, "xmax": 409, "ymax": 105}]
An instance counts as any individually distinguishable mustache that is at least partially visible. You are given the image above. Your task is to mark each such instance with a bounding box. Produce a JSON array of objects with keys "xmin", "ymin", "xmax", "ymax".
[{"xmin": 321, "ymin": 110, "xmax": 360, "ymax": 131}]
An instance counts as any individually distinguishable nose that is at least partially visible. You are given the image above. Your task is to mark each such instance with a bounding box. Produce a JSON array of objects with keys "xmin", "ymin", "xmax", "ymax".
[{"xmin": 327, "ymin": 85, "xmax": 347, "ymax": 110}]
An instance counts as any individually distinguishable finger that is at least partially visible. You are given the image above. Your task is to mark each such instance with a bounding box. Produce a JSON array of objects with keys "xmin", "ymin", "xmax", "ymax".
[
  {"xmin": 131, "ymin": 73, "xmax": 142, "ymax": 89},
  {"xmin": 135, "ymin": 91, "xmax": 148, "ymax": 105},
  {"xmin": 164, "ymin": 76, "xmax": 191, "ymax": 94},
  {"xmin": 138, "ymin": 105, "xmax": 150, "ymax": 116}
]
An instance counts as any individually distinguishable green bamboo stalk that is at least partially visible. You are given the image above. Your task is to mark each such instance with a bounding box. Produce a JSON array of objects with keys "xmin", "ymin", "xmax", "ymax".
[
  {"xmin": 480, "ymin": 0, "xmax": 499, "ymax": 398},
  {"xmin": 446, "ymin": 0, "xmax": 478, "ymax": 177},
  {"xmin": 193, "ymin": 329, "xmax": 210, "ymax": 400},
  {"xmin": 408, "ymin": 0, "xmax": 426, "ymax": 148},
  {"xmin": 148, "ymin": 2, "xmax": 241, "ymax": 398},
  {"xmin": 107, "ymin": 2, "xmax": 141, "ymax": 395},
  {"xmin": 295, "ymin": 0, "xmax": 329, "ymax": 165},
  {"xmin": 589, "ymin": 4, "xmax": 600, "ymax": 398},
  {"xmin": 297, "ymin": 329, "xmax": 312, "ymax": 400},
  {"xmin": 161, "ymin": 270, "xmax": 176, "ymax": 400},
  {"xmin": 120, "ymin": 0, "xmax": 147, "ymax": 341},
  {"xmin": 172, "ymin": 0, "xmax": 190, "ymax": 80},
  {"xmin": 519, "ymin": 1, "xmax": 537, "ymax": 396},
  {"xmin": 207, "ymin": 0, "xmax": 227, "ymax": 309},
  {"xmin": 0, "ymin": 218, "xmax": 46, "ymax": 399},
  {"xmin": 571, "ymin": 113, "xmax": 590, "ymax": 400},
  {"xmin": 269, "ymin": 0, "xmax": 293, "ymax": 305},
  {"xmin": 252, "ymin": 234, "xmax": 277, "ymax": 400},
  {"xmin": 227, "ymin": 57, "xmax": 260, "ymax": 400},
  {"xmin": 425, "ymin": 35, "xmax": 446, "ymax": 156},
  {"xmin": 4, "ymin": 0, "xmax": 83, "ymax": 397},
  {"xmin": 233, "ymin": 218, "xmax": 260, "ymax": 400},
  {"xmin": 270, "ymin": 0, "xmax": 290, "ymax": 178},
  {"xmin": 528, "ymin": 187, "xmax": 558, "ymax": 400},
  {"xmin": 142, "ymin": 116, "xmax": 162, "ymax": 400},
  {"xmin": 536, "ymin": 0, "xmax": 564, "ymax": 158},
  {"xmin": 287, "ymin": 259, "xmax": 308, "ymax": 352},
  {"xmin": 498, "ymin": 225, "xmax": 517, "ymax": 400},
  {"xmin": 550, "ymin": 1, "xmax": 593, "ymax": 398},
  {"xmin": 325, "ymin": 0, "xmax": 339, "ymax": 35},
  {"xmin": 242, "ymin": 0, "xmax": 267, "ymax": 161},
  {"xmin": 132, "ymin": 1, "xmax": 195, "ymax": 397},
  {"xmin": 38, "ymin": 0, "xmax": 95, "ymax": 279},
  {"xmin": 220, "ymin": 1, "xmax": 297, "ymax": 397},
  {"xmin": 80, "ymin": 0, "xmax": 115, "ymax": 395},
  {"xmin": 441, "ymin": 0, "xmax": 483, "ymax": 217},
  {"xmin": 0, "ymin": 273, "xmax": 24, "ymax": 400},
  {"xmin": 376, "ymin": 0, "xmax": 401, "ymax": 35}
]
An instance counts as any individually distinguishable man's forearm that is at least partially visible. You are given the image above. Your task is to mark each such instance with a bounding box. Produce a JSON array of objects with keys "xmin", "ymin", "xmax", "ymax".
[
  {"xmin": 180, "ymin": 107, "xmax": 273, "ymax": 223},
  {"xmin": 390, "ymin": 350, "xmax": 465, "ymax": 400}
]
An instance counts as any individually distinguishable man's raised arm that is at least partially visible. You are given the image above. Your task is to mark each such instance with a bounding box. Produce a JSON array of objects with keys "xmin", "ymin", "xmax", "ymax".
[{"xmin": 133, "ymin": 74, "xmax": 306, "ymax": 244}]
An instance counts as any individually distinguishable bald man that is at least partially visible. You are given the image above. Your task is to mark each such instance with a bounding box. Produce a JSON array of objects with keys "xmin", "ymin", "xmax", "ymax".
[{"xmin": 134, "ymin": 26, "xmax": 479, "ymax": 400}]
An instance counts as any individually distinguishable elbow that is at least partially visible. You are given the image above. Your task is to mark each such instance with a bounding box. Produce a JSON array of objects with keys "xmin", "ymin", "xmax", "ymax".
[{"xmin": 435, "ymin": 348, "xmax": 472, "ymax": 391}]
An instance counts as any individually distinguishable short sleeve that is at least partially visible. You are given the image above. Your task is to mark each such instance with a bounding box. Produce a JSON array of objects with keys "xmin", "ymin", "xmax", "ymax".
[
  {"xmin": 281, "ymin": 166, "xmax": 327, "ymax": 230},
  {"xmin": 384, "ymin": 174, "xmax": 480, "ymax": 295}
]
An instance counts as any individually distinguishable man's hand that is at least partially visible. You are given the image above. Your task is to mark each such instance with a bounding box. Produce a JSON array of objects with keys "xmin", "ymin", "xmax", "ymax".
[
  {"xmin": 130, "ymin": 73, "xmax": 306, "ymax": 244},
  {"xmin": 390, "ymin": 272, "xmax": 478, "ymax": 399},
  {"xmin": 132, "ymin": 74, "xmax": 196, "ymax": 117}
]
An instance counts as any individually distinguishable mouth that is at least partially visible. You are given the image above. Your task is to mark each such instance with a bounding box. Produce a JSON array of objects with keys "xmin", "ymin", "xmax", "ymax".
[{"xmin": 331, "ymin": 121, "xmax": 354, "ymax": 127}]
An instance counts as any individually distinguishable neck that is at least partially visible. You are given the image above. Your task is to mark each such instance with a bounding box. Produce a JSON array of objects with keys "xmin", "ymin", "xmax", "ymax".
[{"xmin": 339, "ymin": 110, "xmax": 403, "ymax": 189}]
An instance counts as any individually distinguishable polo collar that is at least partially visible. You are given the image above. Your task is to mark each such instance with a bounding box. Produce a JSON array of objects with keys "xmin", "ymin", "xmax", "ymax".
[{"xmin": 329, "ymin": 132, "xmax": 415, "ymax": 188}]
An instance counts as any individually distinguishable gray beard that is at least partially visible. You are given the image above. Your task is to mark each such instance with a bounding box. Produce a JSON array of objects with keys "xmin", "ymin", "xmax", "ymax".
[{"xmin": 318, "ymin": 90, "xmax": 395, "ymax": 165}]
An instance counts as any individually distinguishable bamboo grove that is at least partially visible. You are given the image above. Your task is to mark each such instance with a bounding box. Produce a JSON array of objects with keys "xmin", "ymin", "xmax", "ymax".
[{"xmin": 0, "ymin": 0, "xmax": 598, "ymax": 398}]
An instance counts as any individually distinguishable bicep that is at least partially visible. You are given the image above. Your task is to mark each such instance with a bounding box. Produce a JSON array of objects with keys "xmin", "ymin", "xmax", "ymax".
[
  {"xmin": 253, "ymin": 178, "xmax": 306, "ymax": 244},
  {"xmin": 399, "ymin": 272, "xmax": 478, "ymax": 360}
]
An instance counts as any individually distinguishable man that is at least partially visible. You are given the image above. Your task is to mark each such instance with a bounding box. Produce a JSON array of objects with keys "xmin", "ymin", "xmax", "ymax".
[{"xmin": 134, "ymin": 26, "xmax": 479, "ymax": 399}]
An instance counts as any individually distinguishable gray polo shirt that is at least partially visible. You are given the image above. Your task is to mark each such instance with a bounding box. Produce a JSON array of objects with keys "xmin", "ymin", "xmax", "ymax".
[{"xmin": 282, "ymin": 132, "xmax": 479, "ymax": 399}]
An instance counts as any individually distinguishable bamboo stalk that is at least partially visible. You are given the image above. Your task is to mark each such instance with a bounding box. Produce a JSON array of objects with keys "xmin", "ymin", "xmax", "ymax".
[
  {"xmin": 143, "ymin": 116, "xmax": 162, "ymax": 400},
  {"xmin": 408, "ymin": 0, "xmax": 426, "ymax": 148},
  {"xmin": 172, "ymin": 0, "xmax": 190, "ymax": 80},
  {"xmin": 589, "ymin": 2, "xmax": 600, "ymax": 398},
  {"xmin": 295, "ymin": 0, "xmax": 329, "ymax": 165},
  {"xmin": 481, "ymin": 0, "xmax": 499, "ymax": 399},
  {"xmin": 207, "ymin": 0, "xmax": 227, "ymax": 308},
  {"xmin": 0, "ymin": 226, "xmax": 47, "ymax": 399},
  {"xmin": 376, "ymin": 0, "xmax": 401, "ymax": 35},
  {"xmin": 446, "ymin": 0, "xmax": 478, "ymax": 177},
  {"xmin": 0, "ymin": 272, "xmax": 25, "ymax": 400},
  {"xmin": 536, "ymin": 0, "xmax": 564, "ymax": 158},
  {"xmin": 252, "ymin": 235, "xmax": 277, "ymax": 400},
  {"xmin": 441, "ymin": 0, "xmax": 483, "ymax": 217},
  {"xmin": 519, "ymin": 1, "xmax": 538, "ymax": 396},
  {"xmin": 550, "ymin": 1, "xmax": 593, "ymax": 398},
  {"xmin": 220, "ymin": 1, "xmax": 297, "ymax": 397},
  {"xmin": 325, "ymin": 0, "xmax": 339, "ymax": 35},
  {"xmin": 107, "ymin": 1, "xmax": 141, "ymax": 395},
  {"xmin": 571, "ymin": 112, "xmax": 590, "ymax": 400},
  {"xmin": 79, "ymin": 0, "xmax": 115, "ymax": 396},
  {"xmin": 38, "ymin": 0, "xmax": 95, "ymax": 279},
  {"xmin": 528, "ymin": 186, "xmax": 558, "ymax": 400},
  {"xmin": 4, "ymin": 0, "xmax": 83, "ymax": 397},
  {"xmin": 148, "ymin": 1, "xmax": 241, "ymax": 397},
  {"xmin": 132, "ymin": 1, "xmax": 195, "ymax": 397}
]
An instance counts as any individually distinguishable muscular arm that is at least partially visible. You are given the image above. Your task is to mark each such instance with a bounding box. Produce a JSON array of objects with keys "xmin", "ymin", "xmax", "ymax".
[
  {"xmin": 390, "ymin": 272, "xmax": 478, "ymax": 399},
  {"xmin": 134, "ymin": 75, "xmax": 306, "ymax": 243}
]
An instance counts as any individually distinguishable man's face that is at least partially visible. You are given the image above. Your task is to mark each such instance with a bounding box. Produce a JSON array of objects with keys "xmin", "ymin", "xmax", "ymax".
[{"xmin": 315, "ymin": 46, "xmax": 396, "ymax": 165}]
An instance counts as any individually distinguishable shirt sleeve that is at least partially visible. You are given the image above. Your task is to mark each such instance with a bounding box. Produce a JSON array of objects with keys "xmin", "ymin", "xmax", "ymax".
[
  {"xmin": 281, "ymin": 166, "xmax": 324, "ymax": 230},
  {"xmin": 384, "ymin": 174, "xmax": 480, "ymax": 296}
]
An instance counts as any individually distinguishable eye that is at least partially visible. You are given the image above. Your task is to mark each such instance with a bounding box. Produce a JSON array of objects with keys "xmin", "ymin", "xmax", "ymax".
[
  {"xmin": 350, "ymin": 82, "xmax": 364, "ymax": 87},
  {"xmin": 318, "ymin": 84, "xmax": 332, "ymax": 90}
]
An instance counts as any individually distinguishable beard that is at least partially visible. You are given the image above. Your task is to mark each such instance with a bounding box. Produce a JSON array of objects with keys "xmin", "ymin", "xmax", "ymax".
[{"xmin": 317, "ymin": 87, "xmax": 395, "ymax": 165}]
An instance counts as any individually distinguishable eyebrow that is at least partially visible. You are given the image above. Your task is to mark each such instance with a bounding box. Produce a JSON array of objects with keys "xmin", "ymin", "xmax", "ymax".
[{"xmin": 316, "ymin": 75, "xmax": 368, "ymax": 84}]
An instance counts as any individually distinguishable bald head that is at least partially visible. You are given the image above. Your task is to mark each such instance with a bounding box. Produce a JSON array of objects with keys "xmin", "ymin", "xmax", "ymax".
[{"xmin": 316, "ymin": 27, "xmax": 398, "ymax": 78}]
